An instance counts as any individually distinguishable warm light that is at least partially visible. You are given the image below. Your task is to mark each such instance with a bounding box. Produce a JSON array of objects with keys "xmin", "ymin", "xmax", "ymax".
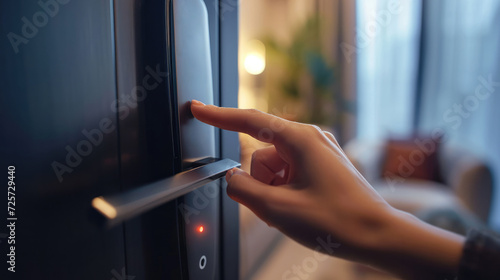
[
  {"xmin": 198, "ymin": 226, "xmax": 204, "ymax": 233},
  {"xmin": 243, "ymin": 40, "xmax": 266, "ymax": 75},
  {"xmin": 244, "ymin": 53, "xmax": 265, "ymax": 75},
  {"xmin": 92, "ymin": 197, "xmax": 117, "ymax": 219}
]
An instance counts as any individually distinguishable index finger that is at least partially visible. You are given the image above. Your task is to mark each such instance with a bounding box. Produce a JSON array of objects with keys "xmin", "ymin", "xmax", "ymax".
[{"xmin": 190, "ymin": 100, "xmax": 293, "ymax": 146}]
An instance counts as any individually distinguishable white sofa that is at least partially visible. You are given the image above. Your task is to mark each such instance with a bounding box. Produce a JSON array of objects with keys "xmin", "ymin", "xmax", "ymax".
[{"xmin": 344, "ymin": 139, "xmax": 494, "ymax": 234}]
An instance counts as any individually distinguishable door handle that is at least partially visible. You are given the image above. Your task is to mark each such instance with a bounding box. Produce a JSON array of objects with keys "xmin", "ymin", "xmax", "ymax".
[{"xmin": 92, "ymin": 158, "xmax": 240, "ymax": 226}]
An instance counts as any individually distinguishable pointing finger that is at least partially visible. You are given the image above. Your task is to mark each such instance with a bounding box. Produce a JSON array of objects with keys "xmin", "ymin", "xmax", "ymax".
[{"xmin": 191, "ymin": 100, "xmax": 296, "ymax": 147}]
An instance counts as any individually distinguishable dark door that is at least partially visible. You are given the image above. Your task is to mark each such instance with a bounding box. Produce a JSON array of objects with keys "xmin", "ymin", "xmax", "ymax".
[
  {"xmin": 0, "ymin": 0, "xmax": 239, "ymax": 279},
  {"xmin": 0, "ymin": 0, "xmax": 126, "ymax": 279}
]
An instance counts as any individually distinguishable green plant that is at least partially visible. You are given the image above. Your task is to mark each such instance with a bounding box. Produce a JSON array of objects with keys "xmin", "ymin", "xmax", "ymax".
[{"xmin": 263, "ymin": 16, "xmax": 336, "ymax": 125}]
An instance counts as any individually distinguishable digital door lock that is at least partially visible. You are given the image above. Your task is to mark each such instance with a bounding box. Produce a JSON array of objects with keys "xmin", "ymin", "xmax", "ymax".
[{"xmin": 92, "ymin": 158, "xmax": 240, "ymax": 227}]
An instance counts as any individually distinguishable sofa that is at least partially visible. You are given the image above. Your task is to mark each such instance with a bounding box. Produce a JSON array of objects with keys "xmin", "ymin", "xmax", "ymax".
[{"xmin": 344, "ymin": 139, "xmax": 494, "ymax": 234}]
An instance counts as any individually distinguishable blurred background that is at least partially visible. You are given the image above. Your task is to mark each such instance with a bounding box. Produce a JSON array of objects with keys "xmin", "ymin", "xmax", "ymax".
[{"xmin": 237, "ymin": 0, "xmax": 500, "ymax": 279}]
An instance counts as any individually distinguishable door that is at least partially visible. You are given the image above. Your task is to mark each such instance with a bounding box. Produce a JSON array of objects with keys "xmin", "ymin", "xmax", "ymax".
[
  {"xmin": 0, "ymin": 0, "xmax": 240, "ymax": 279},
  {"xmin": 0, "ymin": 1, "xmax": 126, "ymax": 279}
]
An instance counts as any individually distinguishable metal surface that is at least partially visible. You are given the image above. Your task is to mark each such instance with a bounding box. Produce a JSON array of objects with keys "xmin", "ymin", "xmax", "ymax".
[
  {"xmin": 218, "ymin": 2, "xmax": 241, "ymax": 279},
  {"xmin": 173, "ymin": 0, "xmax": 216, "ymax": 169},
  {"xmin": 0, "ymin": 0, "xmax": 240, "ymax": 278},
  {"xmin": 92, "ymin": 158, "xmax": 239, "ymax": 225},
  {"xmin": 171, "ymin": 0, "xmax": 223, "ymax": 278},
  {"xmin": 114, "ymin": 0, "xmax": 182, "ymax": 278},
  {"xmin": 182, "ymin": 180, "xmax": 221, "ymax": 280}
]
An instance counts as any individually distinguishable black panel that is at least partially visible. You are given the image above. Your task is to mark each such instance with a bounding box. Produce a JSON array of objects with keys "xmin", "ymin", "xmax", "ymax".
[
  {"xmin": 218, "ymin": 1, "xmax": 241, "ymax": 279},
  {"xmin": 0, "ymin": 0, "xmax": 239, "ymax": 279},
  {"xmin": 182, "ymin": 181, "xmax": 220, "ymax": 279},
  {"xmin": 114, "ymin": 0, "xmax": 183, "ymax": 279},
  {"xmin": 169, "ymin": 0, "xmax": 220, "ymax": 278},
  {"xmin": 0, "ymin": 0, "xmax": 125, "ymax": 279}
]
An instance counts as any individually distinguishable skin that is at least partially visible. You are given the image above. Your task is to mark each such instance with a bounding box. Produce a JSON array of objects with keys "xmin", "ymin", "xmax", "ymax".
[{"xmin": 191, "ymin": 100, "xmax": 465, "ymax": 280}]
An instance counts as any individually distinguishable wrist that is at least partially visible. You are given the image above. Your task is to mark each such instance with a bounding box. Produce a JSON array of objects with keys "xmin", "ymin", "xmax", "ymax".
[{"xmin": 375, "ymin": 208, "xmax": 465, "ymax": 279}]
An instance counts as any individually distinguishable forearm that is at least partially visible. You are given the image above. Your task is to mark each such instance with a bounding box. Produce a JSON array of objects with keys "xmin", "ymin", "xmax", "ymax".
[
  {"xmin": 368, "ymin": 209, "xmax": 465, "ymax": 279},
  {"xmin": 191, "ymin": 102, "xmax": 467, "ymax": 280}
]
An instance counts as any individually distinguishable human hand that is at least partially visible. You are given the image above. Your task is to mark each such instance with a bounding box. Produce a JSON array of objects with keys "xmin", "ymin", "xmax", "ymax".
[{"xmin": 191, "ymin": 100, "xmax": 464, "ymax": 279}]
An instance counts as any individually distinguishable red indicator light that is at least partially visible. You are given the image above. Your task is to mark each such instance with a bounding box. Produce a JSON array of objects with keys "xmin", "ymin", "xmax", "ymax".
[{"xmin": 198, "ymin": 226, "xmax": 204, "ymax": 233}]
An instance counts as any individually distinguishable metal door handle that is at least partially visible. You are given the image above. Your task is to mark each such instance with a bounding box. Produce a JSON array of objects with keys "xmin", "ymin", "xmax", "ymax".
[{"xmin": 92, "ymin": 158, "xmax": 240, "ymax": 226}]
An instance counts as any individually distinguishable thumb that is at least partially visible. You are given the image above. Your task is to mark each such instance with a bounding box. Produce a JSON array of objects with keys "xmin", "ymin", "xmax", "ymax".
[{"xmin": 225, "ymin": 168, "xmax": 274, "ymax": 215}]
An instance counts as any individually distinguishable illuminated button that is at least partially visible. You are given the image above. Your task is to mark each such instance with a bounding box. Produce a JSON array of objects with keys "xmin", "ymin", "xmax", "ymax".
[
  {"xmin": 197, "ymin": 225, "xmax": 204, "ymax": 233},
  {"xmin": 199, "ymin": 255, "xmax": 207, "ymax": 270}
]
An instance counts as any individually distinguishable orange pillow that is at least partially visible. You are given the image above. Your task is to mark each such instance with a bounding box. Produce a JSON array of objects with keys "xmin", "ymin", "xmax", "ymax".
[{"xmin": 381, "ymin": 136, "xmax": 441, "ymax": 182}]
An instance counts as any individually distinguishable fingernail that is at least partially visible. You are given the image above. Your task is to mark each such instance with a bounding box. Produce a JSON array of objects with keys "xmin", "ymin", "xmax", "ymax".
[
  {"xmin": 191, "ymin": 100, "xmax": 205, "ymax": 107},
  {"xmin": 226, "ymin": 168, "xmax": 242, "ymax": 182}
]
